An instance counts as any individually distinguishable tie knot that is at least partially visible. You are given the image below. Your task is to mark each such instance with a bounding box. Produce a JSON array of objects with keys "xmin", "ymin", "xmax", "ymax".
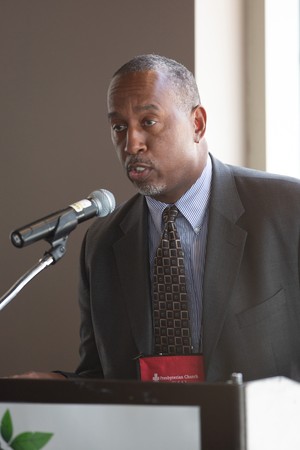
[{"xmin": 162, "ymin": 205, "xmax": 179, "ymax": 224}]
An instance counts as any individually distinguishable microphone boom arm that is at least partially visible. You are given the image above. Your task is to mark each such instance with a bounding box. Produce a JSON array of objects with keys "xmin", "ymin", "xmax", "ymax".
[{"xmin": 0, "ymin": 235, "xmax": 69, "ymax": 311}]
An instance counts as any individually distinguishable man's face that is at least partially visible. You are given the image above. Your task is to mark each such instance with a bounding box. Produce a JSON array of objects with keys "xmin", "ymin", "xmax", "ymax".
[{"xmin": 107, "ymin": 70, "xmax": 207, "ymax": 203}]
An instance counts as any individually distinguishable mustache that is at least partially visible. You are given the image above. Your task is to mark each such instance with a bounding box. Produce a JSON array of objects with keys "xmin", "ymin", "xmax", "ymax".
[{"xmin": 125, "ymin": 155, "xmax": 154, "ymax": 171}]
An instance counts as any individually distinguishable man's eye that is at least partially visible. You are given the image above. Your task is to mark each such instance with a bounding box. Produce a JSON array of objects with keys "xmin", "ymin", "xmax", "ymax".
[
  {"xmin": 144, "ymin": 119, "xmax": 157, "ymax": 127},
  {"xmin": 112, "ymin": 124, "xmax": 127, "ymax": 132}
]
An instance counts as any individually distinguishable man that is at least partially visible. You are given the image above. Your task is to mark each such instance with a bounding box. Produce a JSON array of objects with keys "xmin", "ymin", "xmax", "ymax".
[{"xmin": 15, "ymin": 54, "xmax": 300, "ymax": 382}]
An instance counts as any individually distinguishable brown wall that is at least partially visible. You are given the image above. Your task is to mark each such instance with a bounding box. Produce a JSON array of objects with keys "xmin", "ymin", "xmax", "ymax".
[{"xmin": 0, "ymin": 0, "xmax": 195, "ymax": 376}]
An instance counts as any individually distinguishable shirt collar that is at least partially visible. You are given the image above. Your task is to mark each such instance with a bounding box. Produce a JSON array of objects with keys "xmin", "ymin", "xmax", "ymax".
[{"xmin": 146, "ymin": 155, "xmax": 212, "ymax": 232}]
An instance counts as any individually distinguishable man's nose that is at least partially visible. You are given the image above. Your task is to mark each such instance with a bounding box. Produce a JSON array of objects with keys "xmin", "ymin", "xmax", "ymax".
[{"xmin": 124, "ymin": 128, "xmax": 147, "ymax": 154}]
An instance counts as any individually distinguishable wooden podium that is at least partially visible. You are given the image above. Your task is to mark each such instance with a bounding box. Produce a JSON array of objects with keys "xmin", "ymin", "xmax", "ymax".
[{"xmin": 0, "ymin": 376, "xmax": 299, "ymax": 449}]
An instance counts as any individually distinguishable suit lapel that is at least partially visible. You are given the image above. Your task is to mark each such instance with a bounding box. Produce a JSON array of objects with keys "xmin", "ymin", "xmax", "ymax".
[
  {"xmin": 113, "ymin": 196, "xmax": 153, "ymax": 356},
  {"xmin": 203, "ymin": 157, "xmax": 247, "ymax": 378}
]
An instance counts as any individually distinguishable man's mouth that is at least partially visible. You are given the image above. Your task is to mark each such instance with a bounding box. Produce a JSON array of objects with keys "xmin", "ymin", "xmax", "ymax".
[
  {"xmin": 130, "ymin": 166, "xmax": 146, "ymax": 173},
  {"xmin": 127, "ymin": 163, "xmax": 152, "ymax": 182}
]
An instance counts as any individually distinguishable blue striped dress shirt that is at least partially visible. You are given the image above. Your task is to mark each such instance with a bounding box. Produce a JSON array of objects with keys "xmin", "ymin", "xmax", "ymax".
[{"xmin": 146, "ymin": 156, "xmax": 212, "ymax": 352}]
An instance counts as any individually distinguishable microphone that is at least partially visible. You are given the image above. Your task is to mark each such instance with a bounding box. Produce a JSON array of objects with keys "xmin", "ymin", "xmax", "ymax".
[{"xmin": 10, "ymin": 189, "xmax": 115, "ymax": 248}]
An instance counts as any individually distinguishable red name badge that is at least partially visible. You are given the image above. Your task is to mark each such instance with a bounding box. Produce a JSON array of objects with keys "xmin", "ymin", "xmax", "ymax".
[{"xmin": 137, "ymin": 354, "xmax": 205, "ymax": 383}]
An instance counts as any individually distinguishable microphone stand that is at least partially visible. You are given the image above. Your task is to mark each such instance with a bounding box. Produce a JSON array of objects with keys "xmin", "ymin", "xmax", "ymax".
[{"xmin": 0, "ymin": 236, "xmax": 68, "ymax": 311}]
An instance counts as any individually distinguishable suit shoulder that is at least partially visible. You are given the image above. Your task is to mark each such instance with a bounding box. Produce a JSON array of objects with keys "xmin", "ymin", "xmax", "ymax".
[
  {"xmin": 210, "ymin": 155, "xmax": 300, "ymax": 217},
  {"xmin": 229, "ymin": 164, "xmax": 300, "ymax": 190},
  {"xmin": 228, "ymin": 164, "xmax": 300, "ymax": 212}
]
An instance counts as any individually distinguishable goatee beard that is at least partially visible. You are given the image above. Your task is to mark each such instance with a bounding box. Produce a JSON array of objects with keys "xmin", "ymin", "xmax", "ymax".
[{"xmin": 134, "ymin": 183, "xmax": 167, "ymax": 198}]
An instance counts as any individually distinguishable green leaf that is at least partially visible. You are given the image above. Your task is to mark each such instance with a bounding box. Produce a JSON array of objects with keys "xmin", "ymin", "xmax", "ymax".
[
  {"xmin": 1, "ymin": 409, "xmax": 13, "ymax": 443},
  {"xmin": 10, "ymin": 432, "xmax": 53, "ymax": 450}
]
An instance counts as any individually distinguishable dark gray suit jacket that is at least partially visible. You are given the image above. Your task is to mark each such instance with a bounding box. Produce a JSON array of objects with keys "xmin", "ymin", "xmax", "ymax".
[{"xmin": 75, "ymin": 155, "xmax": 300, "ymax": 382}]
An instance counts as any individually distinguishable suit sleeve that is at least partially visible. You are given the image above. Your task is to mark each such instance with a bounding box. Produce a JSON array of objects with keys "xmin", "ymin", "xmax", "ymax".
[{"xmin": 75, "ymin": 231, "xmax": 104, "ymax": 379}]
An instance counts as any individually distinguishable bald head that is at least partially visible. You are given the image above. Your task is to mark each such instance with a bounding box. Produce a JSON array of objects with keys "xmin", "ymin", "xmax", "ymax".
[{"xmin": 111, "ymin": 54, "xmax": 201, "ymax": 113}]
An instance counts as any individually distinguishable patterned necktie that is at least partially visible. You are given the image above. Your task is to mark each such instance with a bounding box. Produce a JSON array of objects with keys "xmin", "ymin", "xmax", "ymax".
[{"xmin": 153, "ymin": 205, "xmax": 192, "ymax": 355}]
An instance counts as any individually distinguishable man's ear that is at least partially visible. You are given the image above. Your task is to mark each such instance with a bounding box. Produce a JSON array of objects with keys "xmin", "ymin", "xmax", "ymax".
[{"xmin": 193, "ymin": 106, "xmax": 207, "ymax": 143}]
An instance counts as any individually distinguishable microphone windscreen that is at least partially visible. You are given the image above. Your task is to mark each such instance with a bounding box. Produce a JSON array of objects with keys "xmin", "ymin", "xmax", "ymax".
[{"xmin": 89, "ymin": 189, "xmax": 116, "ymax": 217}]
